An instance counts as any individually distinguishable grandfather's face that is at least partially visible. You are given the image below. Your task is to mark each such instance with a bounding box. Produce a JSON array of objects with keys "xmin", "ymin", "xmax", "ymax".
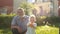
[{"xmin": 17, "ymin": 9, "xmax": 24, "ymax": 16}]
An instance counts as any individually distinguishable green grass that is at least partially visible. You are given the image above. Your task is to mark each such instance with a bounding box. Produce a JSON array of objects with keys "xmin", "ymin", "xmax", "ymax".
[
  {"xmin": 36, "ymin": 25, "xmax": 59, "ymax": 34},
  {"xmin": 0, "ymin": 28, "xmax": 12, "ymax": 34},
  {"xmin": 0, "ymin": 25, "xmax": 59, "ymax": 34}
]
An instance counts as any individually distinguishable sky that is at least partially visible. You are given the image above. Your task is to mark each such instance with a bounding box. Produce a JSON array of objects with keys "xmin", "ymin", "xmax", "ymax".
[{"xmin": 27, "ymin": 0, "xmax": 35, "ymax": 3}]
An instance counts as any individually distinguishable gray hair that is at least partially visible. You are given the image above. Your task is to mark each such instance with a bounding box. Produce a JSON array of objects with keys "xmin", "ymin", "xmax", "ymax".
[
  {"xmin": 16, "ymin": 7, "xmax": 25, "ymax": 15},
  {"xmin": 17, "ymin": 7, "xmax": 24, "ymax": 11}
]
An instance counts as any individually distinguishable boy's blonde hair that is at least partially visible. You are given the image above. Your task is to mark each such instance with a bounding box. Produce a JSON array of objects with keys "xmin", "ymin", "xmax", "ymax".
[{"xmin": 29, "ymin": 15, "xmax": 36, "ymax": 22}]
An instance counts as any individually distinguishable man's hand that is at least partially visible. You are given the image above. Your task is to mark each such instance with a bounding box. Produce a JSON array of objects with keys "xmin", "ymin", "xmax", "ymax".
[
  {"xmin": 17, "ymin": 27, "xmax": 22, "ymax": 33},
  {"xmin": 11, "ymin": 26, "xmax": 22, "ymax": 33}
]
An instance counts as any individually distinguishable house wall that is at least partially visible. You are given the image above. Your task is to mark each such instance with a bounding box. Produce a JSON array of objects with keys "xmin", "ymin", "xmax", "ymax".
[
  {"xmin": 0, "ymin": 0, "xmax": 27, "ymax": 14},
  {"xmin": 13, "ymin": 0, "xmax": 27, "ymax": 12},
  {"xmin": 0, "ymin": 0, "xmax": 13, "ymax": 14}
]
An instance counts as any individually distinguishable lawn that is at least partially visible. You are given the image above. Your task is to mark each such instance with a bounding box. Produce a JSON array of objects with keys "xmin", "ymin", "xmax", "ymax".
[
  {"xmin": 0, "ymin": 25, "xmax": 59, "ymax": 34},
  {"xmin": 36, "ymin": 25, "xmax": 59, "ymax": 34}
]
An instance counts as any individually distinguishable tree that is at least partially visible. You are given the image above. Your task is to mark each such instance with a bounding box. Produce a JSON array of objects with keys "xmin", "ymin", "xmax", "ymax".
[{"xmin": 20, "ymin": 2, "xmax": 35, "ymax": 15}]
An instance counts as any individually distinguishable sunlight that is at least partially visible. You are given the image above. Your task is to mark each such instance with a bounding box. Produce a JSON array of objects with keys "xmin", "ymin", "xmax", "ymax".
[
  {"xmin": 40, "ymin": 16, "xmax": 47, "ymax": 19},
  {"xmin": 36, "ymin": 26, "xmax": 59, "ymax": 34}
]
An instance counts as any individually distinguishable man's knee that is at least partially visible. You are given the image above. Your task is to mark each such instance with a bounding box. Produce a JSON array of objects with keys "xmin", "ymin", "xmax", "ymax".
[{"xmin": 12, "ymin": 28, "xmax": 20, "ymax": 34}]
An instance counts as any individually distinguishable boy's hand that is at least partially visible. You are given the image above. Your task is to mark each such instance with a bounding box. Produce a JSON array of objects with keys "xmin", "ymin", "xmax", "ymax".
[{"xmin": 29, "ymin": 23, "xmax": 34, "ymax": 27}]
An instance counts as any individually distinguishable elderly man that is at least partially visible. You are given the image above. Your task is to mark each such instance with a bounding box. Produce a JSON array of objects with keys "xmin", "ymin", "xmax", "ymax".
[{"xmin": 11, "ymin": 8, "xmax": 29, "ymax": 34}]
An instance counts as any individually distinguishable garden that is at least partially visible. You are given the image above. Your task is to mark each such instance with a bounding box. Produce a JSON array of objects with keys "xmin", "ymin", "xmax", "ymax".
[
  {"xmin": 0, "ymin": 2, "xmax": 59, "ymax": 34},
  {"xmin": 0, "ymin": 14, "xmax": 59, "ymax": 34}
]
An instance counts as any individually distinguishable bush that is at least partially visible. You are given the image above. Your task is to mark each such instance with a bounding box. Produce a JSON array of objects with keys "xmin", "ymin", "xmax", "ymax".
[
  {"xmin": 36, "ymin": 16, "xmax": 60, "ymax": 27},
  {"xmin": 45, "ymin": 16, "xmax": 60, "ymax": 27},
  {"xmin": 0, "ymin": 15, "xmax": 60, "ymax": 28},
  {"xmin": 0, "ymin": 15, "xmax": 15, "ymax": 28},
  {"xmin": 36, "ymin": 16, "xmax": 47, "ymax": 26},
  {"xmin": 45, "ymin": 16, "xmax": 60, "ymax": 23},
  {"xmin": 20, "ymin": 2, "xmax": 35, "ymax": 15}
]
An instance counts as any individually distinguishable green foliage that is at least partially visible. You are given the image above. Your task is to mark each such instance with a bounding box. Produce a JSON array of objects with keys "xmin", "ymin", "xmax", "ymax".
[
  {"xmin": 0, "ymin": 15, "xmax": 59, "ymax": 34},
  {"xmin": 0, "ymin": 15, "xmax": 15, "ymax": 28},
  {"xmin": 36, "ymin": 16, "xmax": 47, "ymax": 26},
  {"xmin": 0, "ymin": 15, "xmax": 60, "ymax": 28},
  {"xmin": 45, "ymin": 16, "xmax": 60, "ymax": 23},
  {"xmin": 20, "ymin": 2, "xmax": 35, "ymax": 15},
  {"xmin": 0, "ymin": 28, "xmax": 12, "ymax": 34},
  {"xmin": 45, "ymin": 16, "xmax": 60, "ymax": 27},
  {"xmin": 36, "ymin": 16, "xmax": 60, "ymax": 27},
  {"xmin": 20, "ymin": 2, "xmax": 35, "ymax": 9},
  {"xmin": 0, "ymin": 26, "xmax": 59, "ymax": 34}
]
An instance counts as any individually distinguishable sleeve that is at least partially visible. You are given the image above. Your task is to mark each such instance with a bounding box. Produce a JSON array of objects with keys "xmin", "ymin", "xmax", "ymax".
[
  {"xmin": 27, "ymin": 16, "xmax": 29, "ymax": 24},
  {"xmin": 25, "ymin": 15, "xmax": 29, "ymax": 24},
  {"xmin": 11, "ymin": 16, "xmax": 17, "ymax": 26},
  {"xmin": 33, "ymin": 23, "xmax": 37, "ymax": 27}
]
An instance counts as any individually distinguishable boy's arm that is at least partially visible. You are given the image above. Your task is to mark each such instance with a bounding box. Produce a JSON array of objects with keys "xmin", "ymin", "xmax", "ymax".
[
  {"xmin": 27, "ymin": 23, "xmax": 31, "ymax": 27},
  {"xmin": 27, "ymin": 23, "xmax": 37, "ymax": 28},
  {"xmin": 30, "ymin": 23, "xmax": 37, "ymax": 28}
]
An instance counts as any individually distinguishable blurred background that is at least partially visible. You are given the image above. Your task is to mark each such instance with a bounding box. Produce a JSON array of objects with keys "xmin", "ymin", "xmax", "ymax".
[{"xmin": 0, "ymin": 0, "xmax": 60, "ymax": 34}]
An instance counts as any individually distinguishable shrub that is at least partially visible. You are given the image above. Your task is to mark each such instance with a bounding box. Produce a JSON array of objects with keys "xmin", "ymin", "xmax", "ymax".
[
  {"xmin": 0, "ymin": 15, "xmax": 15, "ymax": 28},
  {"xmin": 45, "ymin": 16, "xmax": 60, "ymax": 27},
  {"xmin": 20, "ymin": 2, "xmax": 35, "ymax": 15},
  {"xmin": 36, "ymin": 16, "xmax": 47, "ymax": 26},
  {"xmin": 45, "ymin": 16, "xmax": 60, "ymax": 23},
  {"xmin": 36, "ymin": 16, "xmax": 60, "ymax": 27},
  {"xmin": 0, "ymin": 15, "xmax": 60, "ymax": 28}
]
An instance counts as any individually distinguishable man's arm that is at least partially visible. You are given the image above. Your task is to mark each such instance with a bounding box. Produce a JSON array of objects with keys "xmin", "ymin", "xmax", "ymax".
[
  {"xmin": 11, "ymin": 16, "xmax": 22, "ymax": 33},
  {"xmin": 11, "ymin": 25, "xmax": 22, "ymax": 33},
  {"xmin": 11, "ymin": 16, "xmax": 20, "ymax": 29}
]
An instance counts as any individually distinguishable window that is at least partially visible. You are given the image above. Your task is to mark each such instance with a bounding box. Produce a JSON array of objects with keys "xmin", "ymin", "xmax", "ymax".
[{"xmin": 0, "ymin": 7, "xmax": 7, "ymax": 14}]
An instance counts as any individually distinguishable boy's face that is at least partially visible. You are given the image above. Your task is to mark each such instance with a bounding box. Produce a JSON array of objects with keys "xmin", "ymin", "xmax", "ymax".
[{"xmin": 30, "ymin": 17, "xmax": 35, "ymax": 23}]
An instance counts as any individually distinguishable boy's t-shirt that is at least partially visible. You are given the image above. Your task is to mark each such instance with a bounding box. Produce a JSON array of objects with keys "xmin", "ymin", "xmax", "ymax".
[{"xmin": 26, "ymin": 23, "xmax": 37, "ymax": 34}]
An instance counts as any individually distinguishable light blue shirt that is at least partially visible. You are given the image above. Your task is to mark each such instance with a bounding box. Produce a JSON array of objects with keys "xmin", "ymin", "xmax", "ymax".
[{"xmin": 26, "ymin": 23, "xmax": 37, "ymax": 34}]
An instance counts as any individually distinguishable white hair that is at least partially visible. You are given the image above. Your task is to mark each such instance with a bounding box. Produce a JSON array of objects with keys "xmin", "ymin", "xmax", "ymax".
[
  {"xmin": 16, "ymin": 7, "xmax": 25, "ymax": 15},
  {"xmin": 17, "ymin": 7, "xmax": 24, "ymax": 11}
]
